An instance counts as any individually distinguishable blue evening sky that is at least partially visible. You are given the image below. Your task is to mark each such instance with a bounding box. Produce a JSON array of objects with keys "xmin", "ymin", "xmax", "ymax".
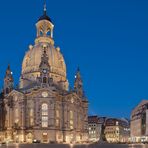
[{"xmin": 0, "ymin": 0, "xmax": 148, "ymax": 119}]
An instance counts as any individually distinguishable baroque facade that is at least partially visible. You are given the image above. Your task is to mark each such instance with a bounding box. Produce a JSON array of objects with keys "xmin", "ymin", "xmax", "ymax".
[{"xmin": 0, "ymin": 5, "xmax": 88, "ymax": 143}]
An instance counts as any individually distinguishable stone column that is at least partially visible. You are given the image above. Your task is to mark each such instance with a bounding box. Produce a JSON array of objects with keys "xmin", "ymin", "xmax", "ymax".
[
  {"xmin": 62, "ymin": 101, "xmax": 66, "ymax": 142},
  {"xmin": 21, "ymin": 99, "xmax": 26, "ymax": 142}
]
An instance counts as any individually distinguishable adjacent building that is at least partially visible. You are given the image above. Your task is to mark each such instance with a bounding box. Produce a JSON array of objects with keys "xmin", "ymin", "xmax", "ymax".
[
  {"xmin": 130, "ymin": 100, "xmax": 148, "ymax": 142},
  {"xmin": 104, "ymin": 118, "xmax": 130, "ymax": 143},
  {"xmin": 88, "ymin": 116, "xmax": 130, "ymax": 143},
  {"xmin": 0, "ymin": 4, "xmax": 88, "ymax": 143},
  {"xmin": 88, "ymin": 116, "xmax": 102, "ymax": 142}
]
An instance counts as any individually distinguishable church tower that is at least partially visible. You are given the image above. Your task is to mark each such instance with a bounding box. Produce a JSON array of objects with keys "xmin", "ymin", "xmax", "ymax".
[
  {"xmin": 74, "ymin": 68, "xmax": 84, "ymax": 98},
  {"xmin": 4, "ymin": 65, "xmax": 14, "ymax": 95}
]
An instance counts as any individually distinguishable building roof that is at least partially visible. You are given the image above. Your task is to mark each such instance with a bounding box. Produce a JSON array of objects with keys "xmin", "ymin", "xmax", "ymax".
[
  {"xmin": 131, "ymin": 100, "xmax": 148, "ymax": 121},
  {"xmin": 98, "ymin": 117, "xmax": 107, "ymax": 124},
  {"xmin": 38, "ymin": 8, "xmax": 52, "ymax": 22},
  {"xmin": 105, "ymin": 118, "xmax": 129, "ymax": 127},
  {"xmin": 88, "ymin": 116, "xmax": 99, "ymax": 124}
]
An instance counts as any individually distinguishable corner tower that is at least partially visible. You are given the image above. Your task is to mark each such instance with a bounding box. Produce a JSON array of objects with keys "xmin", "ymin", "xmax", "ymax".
[
  {"xmin": 20, "ymin": 4, "xmax": 69, "ymax": 90},
  {"xmin": 74, "ymin": 68, "xmax": 84, "ymax": 98},
  {"xmin": 4, "ymin": 65, "xmax": 14, "ymax": 95}
]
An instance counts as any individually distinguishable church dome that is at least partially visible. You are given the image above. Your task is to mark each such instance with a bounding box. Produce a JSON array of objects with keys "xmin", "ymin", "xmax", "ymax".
[
  {"xmin": 20, "ymin": 5, "xmax": 69, "ymax": 90},
  {"xmin": 21, "ymin": 43, "xmax": 67, "ymax": 83}
]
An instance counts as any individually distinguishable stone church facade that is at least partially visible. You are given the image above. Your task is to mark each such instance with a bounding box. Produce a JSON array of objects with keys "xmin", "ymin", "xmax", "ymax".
[{"xmin": 0, "ymin": 5, "xmax": 88, "ymax": 143}]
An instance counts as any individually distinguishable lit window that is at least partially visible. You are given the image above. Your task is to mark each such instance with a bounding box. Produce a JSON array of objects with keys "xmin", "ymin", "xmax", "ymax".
[
  {"xmin": 69, "ymin": 111, "xmax": 74, "ymax": 129},
  {"xmin": 56, "ymin": 119, "xmax": 60, "ymax": 127},
  {"xmin": 70, "ymin": 120, "xmax": 74, "ymax": 129},
  {"xmin": 70, "ymin": 120, "xmax": 74, "ymax": 130},
  {"xmin": 42, "ymin": 111, "xmax": 48, "ymax": 116},
  {"xmin": 30, "ymin": 109, "xmax": 34, "ymax": 116},
  {"xmin": 42, "ymin": 103, "xmax": 48, "ymax": 110},
  {"xmin": 116, "ymin": 121, "xmax": 119, "ymax": 125},
  {"xmin": 30, "ymin": 118, "xmax": 34, "ymax": 126},
  {"xmin": 42, "ymin": 117, "xmax": 48, "ymax": 127},
  {"xmin": 42, "ymin": 103, "xmax": 48, "ymax": 127},
  {"xmin": 70, "ymin": 126, "xmax": 74, "ymax": 130},
  {"xmin": 29, "ymin": 109, "xmax": 34, "ymax": 126},
  {"xmin": 70, "ymin": 111, "xmax": 73, "ymax": 119},
  {"xmin": 56, "ymin": 110, "xmax": 59, "ymax": 118},
  {"xmin": 15, "ymin": 109, "xmax": 19, "ymax": 124},
  {"xmin": 15, "ymin": 109, "xmax": 19, "ymax": 117},
  {"xmin": 70, "ymin": 120, "xmax": 73, "ymax": 125}
]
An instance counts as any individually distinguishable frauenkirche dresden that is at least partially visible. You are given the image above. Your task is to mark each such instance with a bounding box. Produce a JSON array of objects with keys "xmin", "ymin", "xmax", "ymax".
[{"xmin": 0, "ymin": 4, "xmax": 89, "ymax": 144}]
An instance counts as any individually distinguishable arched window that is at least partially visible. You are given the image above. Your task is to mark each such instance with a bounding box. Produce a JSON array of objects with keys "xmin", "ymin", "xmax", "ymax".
[
  {"xmin": 40, "ymin": 30, "xmax": 43, "ymax": 36},
  {"xmin": 46, "ymin": 30, "xmax": 50, "ymax": 37},
  {"xmin": 42, "ymin": 103, "xmax": 48, "ymax": 127}
]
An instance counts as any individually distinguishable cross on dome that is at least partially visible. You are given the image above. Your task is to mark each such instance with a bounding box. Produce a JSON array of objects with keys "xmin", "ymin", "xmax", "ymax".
[
  {"xmin": 44, "ymin": 0, "xmax": 47, "ymax": 13},
  {"xmin": 38, "ymin": 0, "xmax": 52, "ymax": 23}
]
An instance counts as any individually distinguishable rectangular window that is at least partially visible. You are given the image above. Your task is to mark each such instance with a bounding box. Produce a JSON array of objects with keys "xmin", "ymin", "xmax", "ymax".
[
  {"xmin": 41, "ymin": 103, "xmax": 48, "ymax": 127},
  {"xmin": 42, "ymin": 117, "xmax": 48, "ymax": 127},
  {"xmin": 42, "ymin": 111, "xmax": 48, "ymax": 116}
]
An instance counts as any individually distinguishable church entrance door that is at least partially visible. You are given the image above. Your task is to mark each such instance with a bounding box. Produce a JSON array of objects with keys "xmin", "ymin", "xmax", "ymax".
[
  {"xmin": 26, "ymin": 133, "xmax": 33, "ymax": 143},
  {"xmin": 42, "ymin": 133, "xmax": 48, "ymax": 143}
]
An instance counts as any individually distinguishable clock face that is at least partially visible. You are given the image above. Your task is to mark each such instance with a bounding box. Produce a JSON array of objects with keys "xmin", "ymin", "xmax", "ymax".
[
  {"xmin": 43, "ymin": 69, "xmax": 47, "ymax": 74},
  {"xmin": 42, "ymin": 92, "xmax": 48, "ymax": 98}
]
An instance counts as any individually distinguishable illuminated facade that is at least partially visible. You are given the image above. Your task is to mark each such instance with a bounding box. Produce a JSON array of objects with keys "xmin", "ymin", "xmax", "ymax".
[
  {"xmin": 88, "ymin": 116, "xmax": 101, "ymax": 142},
  {"xmin": 0, "ymin": 4, "xmax": 88, "ymax": 143},
  {"xmin": 130, "ymin": 100, "xmax": 148, "ymax": 143},
  {"xmin": 104, "ymin": 118, "xmax": 130, "ymax": 143}
]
